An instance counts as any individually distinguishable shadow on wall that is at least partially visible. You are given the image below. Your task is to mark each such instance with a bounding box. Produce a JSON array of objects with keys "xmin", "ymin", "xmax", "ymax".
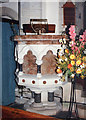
[{"xmin": 1, "ymin": 7, "xmax": 18, "ymax": 20}]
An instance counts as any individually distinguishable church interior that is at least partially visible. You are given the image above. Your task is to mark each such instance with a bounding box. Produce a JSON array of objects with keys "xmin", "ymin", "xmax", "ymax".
[{"xmin": 0, "ymin": 0, "xmax": 86, "ymax": 120}]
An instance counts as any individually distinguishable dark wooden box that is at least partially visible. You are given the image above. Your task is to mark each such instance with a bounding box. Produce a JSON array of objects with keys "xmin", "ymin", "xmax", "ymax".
[{"xmin": 23, "ymin": 24, "xmax": 55, "ymax": 34}]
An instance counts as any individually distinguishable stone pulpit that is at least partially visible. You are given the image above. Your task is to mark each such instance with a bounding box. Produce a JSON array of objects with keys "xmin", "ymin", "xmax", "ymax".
[{"xmin": 14, "ymin": 20, "xmax": 67, "ymax": 115}]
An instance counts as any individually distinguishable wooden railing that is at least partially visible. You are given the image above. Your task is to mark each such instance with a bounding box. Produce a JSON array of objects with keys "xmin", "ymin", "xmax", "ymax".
[{"xmin": 0, "ymin": 105, "xmax": 62, "ymax": 120}]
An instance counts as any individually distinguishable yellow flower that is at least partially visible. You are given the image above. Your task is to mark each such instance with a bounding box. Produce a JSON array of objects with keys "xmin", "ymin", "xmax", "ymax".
[
  {"xmin": 80, "ymin": 75, "xmax": 85, "ymax": 79},
  {"xmin": 70, "ymin": 54, "xmax": 75, "ymax": 59},
  {"xmin": 62, "ymin": 55, "xmax": 65, "ymax": 60},
  {"xmin": 76, "ymin": 60, "xmax": 81, "ymax": 65},
  {"xmin": 70, "ymin": 67, "xmax": 74, "ymax": 72},
  {"xmin": 83, "ymin": 56, "xmax": 86, "ymax": 61},
  {"xmin": 71, "ymin": 60, "xmax": 75, "ymax": 65},
  {"xmin": 65, "ymin": 49, "xmax": 69, "ymax": 54},
  {"xmin": 76, "ymin": 69, "xmax": 82, "ymax": 74},
  {"xmin": 56, "ymin": 68, "xmax": 62, "ymax": 74},
  {"xmin": 62, "ymin": 76, "xmax": 65, "ymax": 82}
]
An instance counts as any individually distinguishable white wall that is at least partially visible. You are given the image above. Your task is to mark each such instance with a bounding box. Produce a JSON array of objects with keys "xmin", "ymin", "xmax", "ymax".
[
  {"xmin": 45, "ymin": 2, "xmax": 59, "ymax": 34},
  {"xmin": 1, "ymin": 1, "xmax": 60, "ymax": 34},
  {"xmin": 59, "ymin": 2, "xmax": 65, "ymax": 34},
  {"xmin": 1, "ymin": 1, "xmax": 85, "ymax": 34},
  {"xmin": 58, "ymin": 1, "xmax": 85, "ymax": 34},
  {"xmin": 21, "ymin": 2, "xmax": 42, "ymax": 27},
  {"xmin": 2, "ymin": 2, "xmax": 18, "ymax": 20},
  {"xmin": 20, "ymin": 1, "xmax": 60, "ymax": 34},
  {"xmin": 75, "ymin": 2, "xmax": 84, "ymax": 34}
]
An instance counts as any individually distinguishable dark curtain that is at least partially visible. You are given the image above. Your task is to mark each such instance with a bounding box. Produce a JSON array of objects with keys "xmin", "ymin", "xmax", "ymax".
[{"xmin": 1, "ymin": 21, "xmax": 18, "ymax": 105}]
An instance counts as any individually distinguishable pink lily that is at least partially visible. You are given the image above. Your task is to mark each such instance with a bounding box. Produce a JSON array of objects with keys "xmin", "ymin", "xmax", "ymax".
[
  {"xmin": 71, "ymin": 47, "xmax": 74, "ymax": 50},
  {"xmin": 81, "ymin": 45, "xmax": 84, "ymax": 48},
  {"xmin": 72, "ymin": 51, "xmax": 74, "ymax": 54},
  {"xmin": 80, "ymin": 35, "xmax": 84, "ymax": 40},
  {"xmin": 75, "ymin": 46, "xmax": 78, "ymax": 51},
  {"xmin": 70, "ymin": 33, "xmax": 76, "ymax": 39},
  {"xmin": 82, "ymin": 42, "xmax": 85, "ymax": 45},
  {"xmin": 79, "ymin": 39, "xmax": 83, "ymax": 42},
  {"xmin": 78, "ymin": 50, "xmax": 80, "ymax": 54}
]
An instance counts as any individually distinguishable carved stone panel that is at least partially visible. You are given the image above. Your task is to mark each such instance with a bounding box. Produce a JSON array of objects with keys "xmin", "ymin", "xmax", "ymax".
[
  {"xmin": 41, "ymin": 50, "xmax": 56, "ymax": 75},
  {"xmin": 22, "ymin": 50, "xmax": 37, "ymax": 74}
]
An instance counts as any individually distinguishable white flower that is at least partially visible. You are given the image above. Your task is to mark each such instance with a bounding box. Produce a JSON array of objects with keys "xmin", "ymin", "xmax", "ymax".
[
  {"xmin": 59, "ymin": 39, "xmax": 62, "ymax": 43},
  {"xmin": 63, "ymin": 38, "xmax": 66, "ymax": 44},
  {"xmin": 69, "ymin": 41, "xmax": 74, "ymax": 47},
  {"xmin": 69, "ymin": 44, "xmax": 72, "ymax": 47},
  {"xmin": 58, "ymin": 67, "xmax": 60, "ymax": 69},
  {"xmin": 65, "ymin": 58, "xmax": 67, "ymax": 61},
  {"xmin": 80, "ymin": 64, "xmax": 85, "ymax": 69},
  {"xmin": 84, "ymin": 49, "xmax": 86, "ymax": 54},
  {"xmin": 59, "ymin": 53, "xmax": 62, "ymax": 56},
  {"xmin": 59, "ymin": 59, "xmax": 63, "ymax": 62},
  {"xmin": 63, "ymin": 45, "xmax": 66, "ymax": 49},
  {"xmin": 71, "ymin": 74, "xmax": 75, "ymax": 78},
  {"xmin": 72, "ymin": 41, "xmax": 74, "ymax": 45},
  {"xmin": 58, "ymin": 73, "xmax": 63, "ymax": 77},
  {"xmin": 60, "ymin": 49, "xmax": 63, "ymax": 52},
  {"xmin": 77, "ymin": 43, "xmax": 79, "ymax": 46},
  {"xmin": 59, "ymin": 49, "xmax": 64, "ymax": 56}
]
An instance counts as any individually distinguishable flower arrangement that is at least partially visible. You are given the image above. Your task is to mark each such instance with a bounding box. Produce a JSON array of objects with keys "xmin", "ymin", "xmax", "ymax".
[{"xmin": 56, "ymin": 25, "xmax": 86, "ymax": 80}]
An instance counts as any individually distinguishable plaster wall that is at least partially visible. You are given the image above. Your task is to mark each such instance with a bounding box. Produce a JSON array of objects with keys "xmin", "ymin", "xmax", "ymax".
[
  {"xmin": 75, "ymin": 2, "xmax": 84, "ymax": 34},
  {"xmin": 2, "ymin": 2, "xmax": 18, "ymax": 20},
  {"xmin": 59, "ymin": 1, "xmax": 85, "ymax": 34},
  {"xmin": 21, "ymin": 2, "xmax": 42, "ymax": 27},
  {"xmin": 20, "ymin": 1, "xmax": 60, "ymax": 34},
  {"xmin": 1, "ymin": 1, "xmax": 85, "ymax": 34},
  {"xmin": 44, "ymin": 2, "xmax": 59, "ymax": 34}
]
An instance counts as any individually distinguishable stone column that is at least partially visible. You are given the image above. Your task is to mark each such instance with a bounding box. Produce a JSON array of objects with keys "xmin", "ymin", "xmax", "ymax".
[
  {"xmin": 18, "ymin": 63, "xmax": 22, "ymax": 71},
  {"xmin": 47, "ymin": 90, "xmax": 57, "ymax": 107},
  {"xmin": 32, "ymin": 91, "xmax": 43, "ymax": 108},
  {"xmin": 36, "ymin": 60, "xmax": 43, "ymax": 78},
  {"xmin": 31, "ymin": 91, "xmax": 35, "ymax": 98},
  {"xmin": 17, "ymin": 58, "xmax": 23, "ymax": 75},
  {"xmin": 34, "ymin": 93, "xmax": 41, "ymax": 103},
  {"xmin": 48, "ymin": 92, "xmax": 54, "ymax": 102}
]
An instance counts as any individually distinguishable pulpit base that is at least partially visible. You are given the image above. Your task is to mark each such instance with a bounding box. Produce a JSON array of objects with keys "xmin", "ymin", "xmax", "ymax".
[{"xmin": 24, "ymin": 99, "xmax": 62, "ymax": 116}]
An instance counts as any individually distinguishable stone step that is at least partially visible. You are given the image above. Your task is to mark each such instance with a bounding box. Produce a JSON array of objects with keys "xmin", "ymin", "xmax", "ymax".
[
  {"xmin": 68, "ymin": 80, "xmax": 86, "ymax": 99},
  {"xmin": 75, "ymin": 83, "xmax": 83, "ymax": 90},
  {"xmin": 75, "ymin": 89, "xmax": 85, "ymax": 103},
  {"xmin": 81, "ymin": 90, "xmax": 86, "ymax": 98},
  {"xmin": 77, "ymin": 104, "xmax": 86, "ymax": 119}
]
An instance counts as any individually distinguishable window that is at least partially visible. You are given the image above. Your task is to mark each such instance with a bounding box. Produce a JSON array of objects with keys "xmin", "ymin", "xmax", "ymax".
[{"xmin": 63, "ymin": 1, "xmax": 75, "ymax": 25}]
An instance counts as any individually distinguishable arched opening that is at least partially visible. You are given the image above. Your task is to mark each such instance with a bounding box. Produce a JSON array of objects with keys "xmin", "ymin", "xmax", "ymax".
[
  {"xmin": 2, "ymin": 7, "xmax": 18, "ymax": 20},
  {"xmin": 63, "ymin": 1, "xmax": 75, "ymax": 25}
]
